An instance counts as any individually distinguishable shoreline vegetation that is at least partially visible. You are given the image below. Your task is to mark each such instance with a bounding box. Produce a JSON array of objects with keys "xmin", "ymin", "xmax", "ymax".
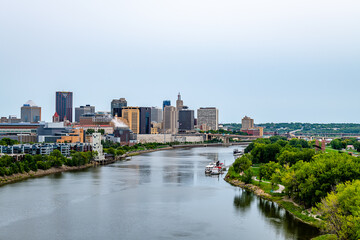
[
  {"xmin": 225, "ymin": 135, "xmax": 360, "ymax": 240},
  {"xmin": 0, "ymin": 163, "xmax": 96, "ymax": 186},
  {"xmin": 0, "ymin": 142, "xmax": 248, "ymax": 187},
  {"xmin": 224, "ymin": 176, "xmax": 321, "ymax": 227}
]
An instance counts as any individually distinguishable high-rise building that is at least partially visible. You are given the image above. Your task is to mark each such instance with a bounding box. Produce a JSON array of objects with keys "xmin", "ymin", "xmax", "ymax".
[
  {"xmin": 197, "ymin": 107, "xmax": 219, "ymax": 131},
  {"xmin": 75, "ymin": 105, "xmax": 95, "ymax": 122},
  {"xmin": 176, "ymin": 92, "xmax": 183, "ymax": 111},
  {"xmin": 151, "ymin": 107, "xmax": 163, "ymax": 123},
  {"xmin": 111, "ymin": 98, "xmax": 127, "ymax": 117},
  {"xmin": 163, "ymin": 106, "xmax": 177, "ymax": 134},
  {"xmin": 178, "ymin": 109, "xmax": 194, "ymax": 132},
  {"xmin": 21, "ymin": 100, "xmax": 41, "ymax": 123},
  {"xmin": 121, "ymin": 107, "xmax": 140, "ymax": 134},
  {"xmin": 163, "ymin": 100, "xmax": 171, "ymax": 110},
  {"xmin": 56, "ymin": 91, "xmax": 73, "ymax": 122},
  {"xmin": 241, "ymin": 116, "xmax": 254, "ymax": 130},
  {"xmin": 139, "ymin": 107, "xmax": 151, "ymax": 134}
]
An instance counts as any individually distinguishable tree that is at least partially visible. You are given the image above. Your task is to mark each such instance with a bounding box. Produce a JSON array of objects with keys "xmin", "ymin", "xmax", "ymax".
[
  {"xmin": 330, "ymin": 139, "xmax": 346, "ymax": 150},
  {"xmin": 259, "ymin": 161, "xmax": 283, "ymax": 181},
  {"xmin": 0, "ymin": 138, "xmax": 18, "ymax": 146},
  {"xmin": 233, "ymin": 154, "xmax": 252, "ymax": 173},
  {"xmin": 281, "ymin": 152, "xmax": 360, "ymax": 207},
  {"xmin": 86, "ymin": 129, "xmax": 95, "ymax": 135},
  {"xmin": 242, "ymin": 168, "xmax": 253, "ymax": 184},
  {"xmin": 316, "ymin": 180, "xmax": 360, "ymax": 240},
  {"xmin": 97, "ymin": 129, "xmax": 105, "ymax": 135}
]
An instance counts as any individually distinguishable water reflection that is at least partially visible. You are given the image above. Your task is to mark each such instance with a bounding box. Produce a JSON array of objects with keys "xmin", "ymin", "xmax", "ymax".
[
  {"xmin": 233, "ymin": 190, "xmax": 254, "ymax": 213},
  {"xmin": 162, "ymin": 164, "xmax": 194, "ymax": 184},
  {"xmin": 257, "ymin": 198, "xmax": 319, "ymax": 240}
]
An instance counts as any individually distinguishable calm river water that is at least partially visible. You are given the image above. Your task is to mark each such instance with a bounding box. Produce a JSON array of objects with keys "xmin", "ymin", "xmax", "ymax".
[{"xmin": 0, "ymin": 146, "xmax": 319, "ymax": 240}]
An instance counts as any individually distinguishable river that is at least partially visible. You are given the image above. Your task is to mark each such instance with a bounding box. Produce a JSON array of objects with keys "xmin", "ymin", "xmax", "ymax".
[{"xmin": 0, "ymin": 146, "xmax": 319, "ymax": 240}]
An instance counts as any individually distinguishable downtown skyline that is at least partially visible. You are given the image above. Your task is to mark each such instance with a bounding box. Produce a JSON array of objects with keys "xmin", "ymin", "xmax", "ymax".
[{"xmin": 1, "ymin": 0, "xmax": 360, "ymax": 123}]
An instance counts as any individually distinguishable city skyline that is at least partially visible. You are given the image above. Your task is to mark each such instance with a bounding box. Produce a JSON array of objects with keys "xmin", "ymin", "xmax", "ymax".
[{"xmin": 1, "ymin": 1, "xmax": 360, "ymax": 123}]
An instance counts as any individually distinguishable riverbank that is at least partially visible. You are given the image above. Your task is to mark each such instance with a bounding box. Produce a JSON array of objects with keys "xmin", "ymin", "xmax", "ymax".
[
  {"xmin": 117, "ymin": 142, "xmax": 250, "ymax": 159},
  {"xmin": 0, "ymin": 142, "xmax": 247, "ymax": 185},
  {"xmin": 224, "ymin": 175, "xmax": 321, "ymax": 228},
  {"xmin": 0, "ymin": 163, "xmax": 97, "ymax": 186}
]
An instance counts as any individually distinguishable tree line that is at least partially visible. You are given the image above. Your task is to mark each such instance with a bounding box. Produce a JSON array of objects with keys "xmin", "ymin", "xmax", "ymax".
[
  {"xmin": 0, "ymin": 150, "xmax": 95, "ymax": 177},
  {"xmin": 228, "ymin": 136, "xmax": 360, "ymax": 239}
]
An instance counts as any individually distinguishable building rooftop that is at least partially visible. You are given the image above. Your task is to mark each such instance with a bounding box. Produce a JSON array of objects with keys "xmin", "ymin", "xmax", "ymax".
[{"xmin": 23, "ymin": 100, "xmax": 38, "ymax": 107}]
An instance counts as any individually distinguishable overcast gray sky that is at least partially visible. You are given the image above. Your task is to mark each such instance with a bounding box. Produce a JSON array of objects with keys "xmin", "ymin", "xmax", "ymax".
[{"xmin": 1, "ymin": 0, "xmax": 359, "ymax": 123}]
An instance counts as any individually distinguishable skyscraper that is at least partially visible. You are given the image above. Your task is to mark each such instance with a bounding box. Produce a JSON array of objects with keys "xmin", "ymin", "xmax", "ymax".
[
  {"xmin": 139, "ymin": 107, "xmax": 151, "ymax": 134},
  {"xmin": 176, "ymin": 92, "xmax": 183, "ymax": 111},
  {"xmin": 162, "ymin": 100, "xmax": 171, "ymax": 110},
  {"xmin": 21, "ymin": 100, "xmax": 41, "ymax": 123},
  {"xmin": 56, "ymin": 91, "xmax": 73, "ymax": 122},
  {"xmin": 111, "ymin": 98, "xmax": 127, "ymax": 117},
  {"xmin": 197, "ymin": 107, "xmax": 219, "ymax": 131},
  {"xmin": 75, "ymin": 105, "xmax": 95, "ymax": 122},
  {"xmin": 163, "ymin": 106, "xmax": 177, "ymax": 134},
  {"xmin": 122, "ymin": 107, "xmax": 140, "ymax": 134},
  {"xmin": 178, "ymin": 109, "xmax": 194, "ymax": 132},
  {"xmin": 151, "ymin": 107, "xmax": 163, "ymax": 123}
]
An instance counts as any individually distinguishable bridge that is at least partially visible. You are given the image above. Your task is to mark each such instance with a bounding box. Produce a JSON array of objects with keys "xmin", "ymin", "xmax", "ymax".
[{"xmin": 205, "ymin": 133, "xmax": 260, "ymax": 144}]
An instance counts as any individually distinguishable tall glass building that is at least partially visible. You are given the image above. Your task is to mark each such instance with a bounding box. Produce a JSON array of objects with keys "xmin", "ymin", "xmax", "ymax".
[
  {"xmin": 111, "ymin": 98, "xmax": 127, "ymax": 117},
  {"xmin": 56, "ymin": 91, "xmax": 73, "ymax": 122},
  {"xmin": 162, "ymin": 100, "xmax": 171, "ymax": 110}
]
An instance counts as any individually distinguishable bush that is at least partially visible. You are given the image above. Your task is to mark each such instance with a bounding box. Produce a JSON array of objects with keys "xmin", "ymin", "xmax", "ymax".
[{"xmin": 0, "ymin": 167, "xmax": 6, "ymax": 176}]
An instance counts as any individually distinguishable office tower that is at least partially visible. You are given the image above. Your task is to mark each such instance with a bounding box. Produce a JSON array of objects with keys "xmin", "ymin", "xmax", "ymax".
[
  {"xmin": 162, "ymin": 100, "xmax": 171, "ymax": 110},
  {"xmin": 56, "ymin": 91, "xmax": 73, "ymax": 122},
  {"xmin": 151, "ymin": 107, "xmax": 163, "ymax": 123},
  {"xmin": 197, "ymin": 107, "xmax": 219, "ymax": 131},
  {"xmin": 122, "ymin": 107, "xmax": 140, "ymax": 134},
  {"xmin": 21, "ymin": 100, "xmax": 41, "ymax": 123},
  {"xmin": 75, "ymin": 105, "xmax": 95, "ymax": 122},
  {"xmin": 178, "ymin": 109, "xmax": 194, "ymax": 132},
  {"xmin": 111, "ymin": 98, "xmax": 127, "ymax": 117},
  {"xmin": 163, "ymin": 106, "xmax": 177, "ymax": 134},
  {"xmin": 176, "ymin": 92, "xmax": 183, "ymax": 111},
  {"xmin": 241, "ymin": 116, "xmax": 254, "ymax": 130},
  {"xmin": 139, "ymin": 107, "xmax": 151, "ymax": 134}
]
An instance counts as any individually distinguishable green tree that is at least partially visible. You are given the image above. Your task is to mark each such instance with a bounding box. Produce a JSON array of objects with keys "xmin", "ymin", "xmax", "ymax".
[
  {"xmin": 259, "ymin": 161, "xmax": 283, "ymax": 181},
  {"xmin": 233, "ymin": 154, "xmax": 252, "ymax": 173},
  {"xmin": 86, "ymin": 129, "xmax": 95, "ymax": 135},
  {"xmin": 316, "ymin": 180, "xmax": 360, "ymax": 240},
  {"xmin": 0, "ymin": 138, "xmax": 19, "ymax": 146},
  {"xmin": 242, "ymin": 168, "xmax": 253, "ymax": 184},
  {"xmin": 97, "ymin": 129, "xmax": 105, "ymax": 135}
]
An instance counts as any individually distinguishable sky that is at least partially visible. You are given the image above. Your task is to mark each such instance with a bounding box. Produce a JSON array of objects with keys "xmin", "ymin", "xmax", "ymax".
[{"xmin": 1, "ymin": 0, "xmax": 360, "ymax": 124}]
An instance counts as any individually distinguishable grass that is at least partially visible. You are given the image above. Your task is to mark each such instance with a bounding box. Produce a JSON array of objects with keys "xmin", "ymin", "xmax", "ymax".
[
  {"xmin": 325, "ymin": 146, "xmax": 338, "ymax": 153},
  {"xmin": 251, "ymin": 166, "xmax": 260, "ymax": 177},
  {"xmin": 311, "ymin": 234, "xmax": 337, "ymax": 240},
  {"xmin": 252, "ymin": 180, "xmax": 279, "ymax": 194},
  {"xmin": 276, "ymin": 200, "xmax": 320, "ymax": 226}
]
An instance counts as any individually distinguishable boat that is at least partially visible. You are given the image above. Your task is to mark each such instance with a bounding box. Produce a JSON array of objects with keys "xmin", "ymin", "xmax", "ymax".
[
  {"xmin": 233, "ymin": 149, "xmax": 243, "ymax": 156},
  {"xmin": 210, "ymin": 166, "xmax": 222, "ymax": 175},
  {"xmin": 205, "ymin": 161, "xmax": 224, "ymax": 174},
  {"xmin": 205, "ymin": 164, "xmax": 214, "ymax": 174}
]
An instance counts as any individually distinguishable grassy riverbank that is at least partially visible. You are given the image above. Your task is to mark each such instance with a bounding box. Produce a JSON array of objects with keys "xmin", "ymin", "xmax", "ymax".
[
  {"xmin": 0, "ymin": 163, "xmax": 96, "ymax": 186},
  {"xmin": 224, "ymin": 174, "xmax": 321, "ymax": 228}
]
